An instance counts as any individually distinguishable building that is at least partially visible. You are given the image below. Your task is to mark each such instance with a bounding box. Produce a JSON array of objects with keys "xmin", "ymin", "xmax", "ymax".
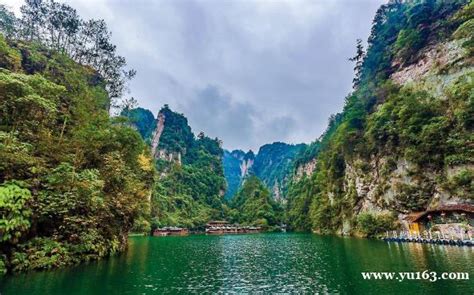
[
  {"xmin": 153, "ymin": 227, "xmax": 189, "ymax": 236},
  {"xmin": 205, "ymin": 220, "xmax": 262, "ymax": 234},
  {"xmin": 404, "ymin": 204, "xmax": 474, "ymax": 240}
]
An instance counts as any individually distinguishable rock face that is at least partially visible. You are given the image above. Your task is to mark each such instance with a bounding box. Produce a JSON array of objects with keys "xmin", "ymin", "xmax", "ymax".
[
  {"xmin": 286, "ymin": 1, "xmax": 473, "ymax": 234},
  {"xmin": 391, "ymin": 39, "xmax": 474, "ymax": 98},
  {"xmin": 223, "ymin": 142, "xmax": 305, "ymax": 200},
  {"xmin": 239, "ymin": 156, "xmax": 254, "ymax": 178},
  {"xmin": 294, "ymin": 158, "xmax": 317, "ymax": 182},
  {"xmin": 223, "ymin": 150, "xmax": 255, "ymax": 199},
  {"xmin": 151, "ymin": 112, "xmax": 165, "ymax": 158},
  {"xmin": 149, "ymin": 110, "xmax": 183, "ymax": 165},
  {"xmin": 295, "ymin": 35, "xmax": 473, "ymax": 233}
]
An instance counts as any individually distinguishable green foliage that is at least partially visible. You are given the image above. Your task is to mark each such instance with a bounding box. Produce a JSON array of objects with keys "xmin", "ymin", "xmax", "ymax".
[
  {"xmin": 285, "ymin": 0, "xmax": 472, "ymax": 234},
  {"xmin": 285, "ymin": 177, "xmax": 314, "ymax": 231},
  {"xmin": 0, "ymin": 5, "xmax": 16, "ymax": 38},
  {"xmin": 293, "ymin": 141, "xmax": 320, "ymax": 169},
  {"xmin": 443, "ymin": 169, "xmax": 474, "ymax": 199},
  {"xmin": 125, "ymin": 105, "xmax": 227, "ymax": 229},
  {"xmin": 453, "ymin": 1, "xmax": 474, "ymax": 55},
  {"xmin": 395, "ymin": 180, "xmax": 434, "ymax": 211},
  {"xmin": 0, "ymin": 34, "xmax": 21, "ymax": 70},
  {"xmin": 366, "ymin": 87, "xmax": 445, "ymax": 165},
  {"xmin": 0, "ymin": 255, "xmax": 6, "ymax": 276},
  {"xmin": 4, "ymin": 0, "xmax": 135, "ymax": 101},
  {"xmin": 11, "ymin": 238, "xmax": 74, "ymax": 272},
  {"xmin": 158, "ymin": 105, "xmax": 195, "ymax": 155},
  {"xmin": 131, "ymin": 217, "xmax": 152, "ymax": 234},
  {"xmin": 152, "ymin": 159, "xmax": 225, "ymax": 228},
  {"xmin": 252, "ymin": 142, "xmax": 305, "ymax": 197},
  {"xmin": 0, "ymin": 182, "xmax": 32, "ymax": 243},
  {"xmin": 0, "ymin": 35, "xmax": 154, "ymax": 274},
  {"xmin": 230, "ymin": 176, "xmax": 282, "ymax": 227},
  {"xmin": 357, "ymin": 212, "xmax": 397, "ymax": 238},
  {"xmin": 394, "ymin": 28, "xmax": 427, "ymax": 62}
]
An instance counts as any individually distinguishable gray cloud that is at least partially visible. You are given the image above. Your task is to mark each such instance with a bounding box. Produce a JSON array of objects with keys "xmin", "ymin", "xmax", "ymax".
[
  {"xmin": 4, "ymin": 0, "xmax": 386, "ymax": 151},
  {"xmin": 180, "ymin": 85, "xmax": 257, "ymax": 149},
  {"xmin": 180, "ymin": 85, "xmax": 297, "ymax": 151}
]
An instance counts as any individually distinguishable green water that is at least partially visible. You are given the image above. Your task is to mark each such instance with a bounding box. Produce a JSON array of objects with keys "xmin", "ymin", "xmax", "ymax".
[{"xmin": 1, "ymin": 233, "xmax": 473, "ymax": 294}]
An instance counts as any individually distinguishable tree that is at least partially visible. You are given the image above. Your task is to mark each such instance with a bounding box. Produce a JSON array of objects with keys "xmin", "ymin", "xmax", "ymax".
[
  {"xmin": 0, "ymin": 30, "xmax": 154, "ymax": 274},
  {"xmin": 230, "ymin": 176, "xmax": 282, "ymax": 226},
  {"xmin": 0, "ymin": 5, "xmax": 17, "ymax": 38},
  {"xmin": 9, "ymin": 0, "xmax": 135, "ymax": 106},
  {"xmin": 349, "ymin": 39, "xmax": 365, "ymax": 89}
]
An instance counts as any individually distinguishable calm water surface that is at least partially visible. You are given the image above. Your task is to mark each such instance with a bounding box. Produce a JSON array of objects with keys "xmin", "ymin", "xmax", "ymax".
[{"xmin": 1, "ymin": 233, "xmax": 473, "ymax": 294}]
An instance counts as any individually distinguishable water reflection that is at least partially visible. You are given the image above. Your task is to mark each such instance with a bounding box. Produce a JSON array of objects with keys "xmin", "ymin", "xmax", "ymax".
[{"xmin": 1, "ymin": 234, "xmax": 473, "ymax": 294}]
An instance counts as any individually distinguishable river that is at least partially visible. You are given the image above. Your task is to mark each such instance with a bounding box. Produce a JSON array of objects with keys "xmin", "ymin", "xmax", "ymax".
[{"xmin": 1, "ymin": 233, "xmax": 473, "ymax": 294}]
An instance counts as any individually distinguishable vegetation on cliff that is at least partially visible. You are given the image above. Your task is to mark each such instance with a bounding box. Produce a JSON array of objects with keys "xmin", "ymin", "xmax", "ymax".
[
  {"xmin": 286, "ymin": 0, "xmax": 473, "ymax": 234},
  {"xmin": 125, "ymin": 105, "xmax": 227, "ymax": 229},
  {"xmin": 252, "ymin": 143, "xmax": 305, "ymax": 199}
]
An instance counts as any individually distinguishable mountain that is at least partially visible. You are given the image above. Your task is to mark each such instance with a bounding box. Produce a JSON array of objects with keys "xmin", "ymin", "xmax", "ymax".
[
  {"xmin": 253, "ymin": 142, "xmax": 306, "ymax": 201},
  {"xmin": 286, "ymin": 0, "xmax": 473, "ymax": 235},
  {"xmin": 223, "ymin": 142, "xmax": 305, "ymax": 200},
  {"xmin": 223, "ymin": 150, "xmax": 255, "ymax": 199},
  {"xmin": 126, "ymin": 105, "xmax": 227, "ymax": 228}
]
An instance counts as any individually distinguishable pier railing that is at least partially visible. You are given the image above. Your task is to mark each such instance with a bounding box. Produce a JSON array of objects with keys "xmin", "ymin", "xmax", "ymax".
[{"xmin": 383, "ymin": 230, "xmax": 473, "ymax": 246}]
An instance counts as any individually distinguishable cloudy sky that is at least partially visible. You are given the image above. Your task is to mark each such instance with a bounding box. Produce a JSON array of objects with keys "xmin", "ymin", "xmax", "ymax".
[{"xmin": 3, "ymin": 0, "xmax": 385, "ymax": 151}]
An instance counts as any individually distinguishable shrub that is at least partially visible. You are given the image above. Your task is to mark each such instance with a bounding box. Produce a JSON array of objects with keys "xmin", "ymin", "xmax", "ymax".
[
  {"xmin": 0, "ymin": 182, "xmax": 32, "ymax": 244},
  {"xmin": 11, "ymin": 238, "xmax": 74, "ymax": 272},
  {"xmin": 357, "ymin": 212, "xmax": 397, "ymax": 237},
  {"xmin": 394, "ymin": 28, "xmax": 427, "ymax": 63},
  {"xmin": 444, "ymin": 169, "xmax": 474, "ymax": 199},
  {"xmin": 0, "ymin": 255, "xmax": 6, "ymax": 276}
]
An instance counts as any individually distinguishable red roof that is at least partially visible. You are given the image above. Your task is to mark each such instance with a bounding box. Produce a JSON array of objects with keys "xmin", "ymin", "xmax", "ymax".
[{"xmin": 406, "ymin": 204, "xmax": 474, "ymax": 223}]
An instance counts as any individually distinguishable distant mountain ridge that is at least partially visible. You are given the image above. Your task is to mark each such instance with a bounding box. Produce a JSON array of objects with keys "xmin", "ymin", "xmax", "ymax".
[
  {"xmin": 223, "ymin": 142, "xmax": 305, "ymax": 200},
  {"xmin": 223, "ymin": 150, "xmax": 255, "ymax": 199}
]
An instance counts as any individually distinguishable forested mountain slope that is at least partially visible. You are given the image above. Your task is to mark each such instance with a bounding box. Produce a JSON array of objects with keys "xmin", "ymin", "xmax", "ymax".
[
  {"xmin": 125, "ymin": 105, "xmax": 227, "ymax": 228},
  {"xmin": 286, "ymin": 0, "xmax": 473, "ymax": 235}
]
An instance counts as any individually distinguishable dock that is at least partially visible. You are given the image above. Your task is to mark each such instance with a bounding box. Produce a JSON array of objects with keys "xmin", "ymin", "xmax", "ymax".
[
  {"xmin": 382, "ymin": 230, "xmax": 473, "ymax": 247},
  {"xmin": 205, "ymin": 220, "xmax": 262, "ymax": 234}
]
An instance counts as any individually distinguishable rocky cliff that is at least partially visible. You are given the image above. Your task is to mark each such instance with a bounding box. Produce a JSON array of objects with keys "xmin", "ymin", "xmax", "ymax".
[
  {"xmin": 286, "ymin": 0, "xmax": 473, "ymax": 234},
  {"xmin": 340, "ymin": 35, "xmax": 473, "ymax": 233},
  {"xmin": 224, "ymin": 142, "xmax": 304, "ymax": 200},
  {"xmin": 223, "ymin": 150, "xmax": 255, "ymax": 199}
]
